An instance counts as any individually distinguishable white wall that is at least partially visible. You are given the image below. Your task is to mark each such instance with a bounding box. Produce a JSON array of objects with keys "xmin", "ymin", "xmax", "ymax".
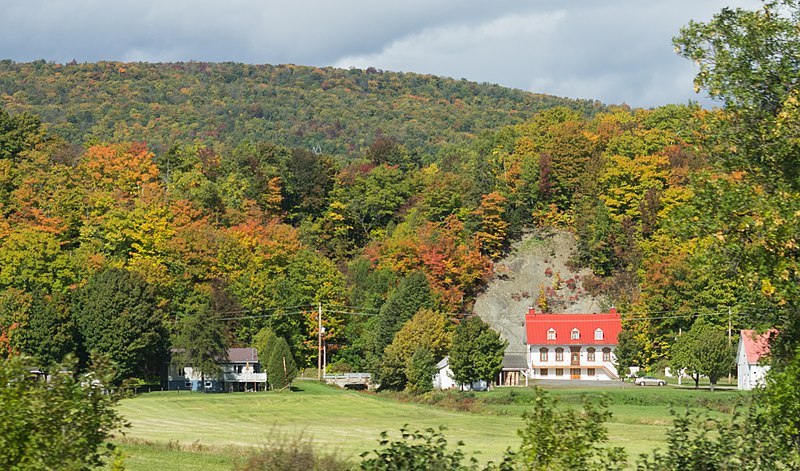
[{"xmin": 527, "ymin": 344, "xmax": 619, "ymax": 380}]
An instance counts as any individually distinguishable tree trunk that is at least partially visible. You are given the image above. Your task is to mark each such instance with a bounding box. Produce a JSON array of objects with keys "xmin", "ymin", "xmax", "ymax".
[{"xmin": 693, "ymin": 373, "xmax": 699, "ymax": 389}]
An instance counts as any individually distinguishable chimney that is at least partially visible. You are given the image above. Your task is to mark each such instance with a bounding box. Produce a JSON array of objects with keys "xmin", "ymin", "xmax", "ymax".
[{"xmin": 609, "ymin": 306, "xmax": 617, "ymax": 315}]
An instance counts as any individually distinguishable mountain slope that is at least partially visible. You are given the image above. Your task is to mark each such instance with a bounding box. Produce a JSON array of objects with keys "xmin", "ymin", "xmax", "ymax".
[{"xmin": 0, "ymin": 60, "xmax": 604, "ymax": 155}]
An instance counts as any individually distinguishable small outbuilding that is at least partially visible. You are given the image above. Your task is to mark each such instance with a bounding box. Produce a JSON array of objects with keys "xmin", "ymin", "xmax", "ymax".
[
  {"xmin": 737, "ymin": 330, "xmax": 772, "ymax": 390},
  {"xmin": 432, "ymin": 356, "xmax": 487, "ymax": 391},
  {"xmin": 498, "ymin": 353, "xmax": 529, "ymax": 387},
  {"xmin": 433, "ymin": 356, "xmax": 456, "ymax": 390}
]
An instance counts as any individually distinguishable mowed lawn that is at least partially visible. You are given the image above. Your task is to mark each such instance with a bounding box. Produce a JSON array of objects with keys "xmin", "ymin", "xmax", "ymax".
[{"xmin": 115, "ymin": 380, "xmax": 745, "ymax": 471}]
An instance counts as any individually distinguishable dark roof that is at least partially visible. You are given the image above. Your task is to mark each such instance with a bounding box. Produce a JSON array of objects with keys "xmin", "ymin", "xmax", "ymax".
[
  {"xmin": 502, "ymin": 354, "xmax": 529, "ymax": 370},
  {"xmin": 170, "ymin": 347, "xmax": 259, "ymax": 363},
  {"xmin": 227, "ymin": 347, "xmax": 259, "ymax": 363}
]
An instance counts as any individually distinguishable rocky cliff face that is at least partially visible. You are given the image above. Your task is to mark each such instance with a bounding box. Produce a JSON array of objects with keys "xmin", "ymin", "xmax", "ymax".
[{"xmin": 473, "ymin": 229, "xmax": 606, "ymax": 359}]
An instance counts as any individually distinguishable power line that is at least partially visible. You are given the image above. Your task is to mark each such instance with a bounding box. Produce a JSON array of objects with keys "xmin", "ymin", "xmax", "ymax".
[
  {"xmin": 218, "ymin": 310, "xmax": 310, "ymax": 321},
  {"xmin": 217, "ymin": 304, "xmax": 315, "ymax": 315}
]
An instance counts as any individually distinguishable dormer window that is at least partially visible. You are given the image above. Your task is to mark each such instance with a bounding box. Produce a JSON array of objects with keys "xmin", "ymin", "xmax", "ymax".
[
  {"xmin": 571, "ymin": 328, "xmax": 580, "ymax": 340},
  {"xmin": 595, "ymin": 328, "xmax": 604, "ymax": 340},
  {"xmin": 547, "ymin": 328, "xmax": 556, "ymax": 340}
]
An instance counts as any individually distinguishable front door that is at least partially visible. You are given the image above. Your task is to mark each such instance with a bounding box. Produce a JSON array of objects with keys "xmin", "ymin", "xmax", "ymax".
[
  {"xmin": 570, "ymin": 346, "xmax": 581, "ymax": 365},
  {"xmin": 571, "ymin": 368, "xmax": 581, "ymax": 379}
]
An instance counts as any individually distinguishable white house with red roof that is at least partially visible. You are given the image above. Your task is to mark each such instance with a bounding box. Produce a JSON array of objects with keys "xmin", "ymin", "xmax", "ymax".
[
  {"xmin": 525, "ymin": 308, "xmax": 622, "ymax": 381},
  {"xmin": 737, "ymin": 330, "xmax": 772, "ymax": 390}
]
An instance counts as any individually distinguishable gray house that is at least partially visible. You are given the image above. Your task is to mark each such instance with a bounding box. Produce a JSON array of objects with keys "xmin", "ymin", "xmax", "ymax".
[{"xmin": 165, "ymin": 347, "xmax": 267, "ymax": 392}]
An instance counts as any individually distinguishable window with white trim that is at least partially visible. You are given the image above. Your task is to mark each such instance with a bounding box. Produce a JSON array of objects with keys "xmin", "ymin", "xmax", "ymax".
[
  {"xmin": 547, "ymin": 328, "xmax": 556, "ymax": 340},
  {"xmin": 595, "ymin": 328, "xmax": 604, "ymax": 340},
  {"xmin": 571, "ymin": 328, "xmax": 580, "ymax": 340}
]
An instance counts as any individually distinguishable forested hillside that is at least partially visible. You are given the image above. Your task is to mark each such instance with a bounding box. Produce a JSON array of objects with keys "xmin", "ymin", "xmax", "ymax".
[
  {"xmin": 2, "ymin": 0, "xmax": 800, "ymax": 399},
  {"xmin": 0, "ymin": 61, "xmax": 603, "ymax": 156}
]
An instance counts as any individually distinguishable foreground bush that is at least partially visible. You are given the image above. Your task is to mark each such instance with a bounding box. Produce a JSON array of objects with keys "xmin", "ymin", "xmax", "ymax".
[
  {"xmin": 359, "ymin": 427, "xmax": 482, "ymax": 471},
  {"xmin": 236, "ymin": 433, "xmax": 350, "ymax": 471},
  {"xmin": 0, "ymin": 355, "xmax": 126, "ymax": 470}
]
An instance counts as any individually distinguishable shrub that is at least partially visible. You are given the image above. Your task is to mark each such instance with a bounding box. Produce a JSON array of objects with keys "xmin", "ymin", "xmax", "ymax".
[
  {"xmin": 0, "ymin": 355, "xmax": 127, "ymax": 470},
  {"xmin": 510, "ymin": 388, "xmax": 627, "ymax": 470},
  {"xmin": 359, "ymin": 426, "xmax": 479, "ymax": 471},
  {"xmin": 237, "ymin": 433, "xmax": 350, "ymax": 471}
]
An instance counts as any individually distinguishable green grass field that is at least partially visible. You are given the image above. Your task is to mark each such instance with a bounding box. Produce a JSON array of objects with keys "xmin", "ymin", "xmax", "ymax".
[{"xmin": 114, "ymin": 380, "xmax": 746, "ymax": 470}]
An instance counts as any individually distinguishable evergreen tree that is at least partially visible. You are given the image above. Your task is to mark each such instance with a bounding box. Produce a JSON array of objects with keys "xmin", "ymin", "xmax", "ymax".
[
  {"xmin": 267, "ymin": 336, "xmax": 297, "ymax": 390},
  {"xmin": 366, "ymin": 272, "xmax": 434, "ymax": 370},
  {"xmin": 252, "ymin": 326, "xmax": 279, "ymax": 367},
  {"xmin": 174, "ymin": 304, "xmax": 229, "ymax": 391}
]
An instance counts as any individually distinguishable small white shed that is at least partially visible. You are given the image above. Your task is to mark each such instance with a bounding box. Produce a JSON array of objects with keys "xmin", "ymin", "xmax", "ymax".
[
  {"xmin": 433, "ymin": 356, "xmax": 456, "ymax": 390},
  {"xmin": 737, "ymin": 330, "xmax": 772, "ymax": 390}
]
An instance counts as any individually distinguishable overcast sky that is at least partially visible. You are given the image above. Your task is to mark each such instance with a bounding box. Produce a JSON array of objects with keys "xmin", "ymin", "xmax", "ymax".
[{"xmin": 2, "ymin": 0, "xmax": 760, "ymax": 108}]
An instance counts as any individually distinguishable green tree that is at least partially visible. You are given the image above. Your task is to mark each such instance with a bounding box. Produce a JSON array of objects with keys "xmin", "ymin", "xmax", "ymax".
[
  {"xmin": 72, "ymin": 267, "xmax": 168, "ymax": 382},
  {"xmin": 673, "ymin": 0, "xmax": 800, "ymax": 363},
  {"xmin": 282, "ymin": 148, "xmax": 336, "ymax": 222},
  {"xmin": 406, "ymin": 347, "xmax": 436, "ymax": 394},
  {"xmin": 0, "ymin": 108, "xmax": 42, "ymax": 161},
  {"xmin": 0, "ymin": 227, "xmax": 75, "ymax": 293},
  {"xmin": 329, "ymin": 163, "xmax": 412, "ymax": 244},
  {"xmin": 21, "ymin": 291, "xmax": 77, "ymax": 370},
  {"xmin": 368, "ymin": 272, "xmax": 435, "ymax": 368},
  {"xmin": 378, "ymin": 308, "xmax": 451, "ymax": 392},
  {"xmin": 669, "ymin": 319, "xmax": 733, "ymax": 390},
  {"xmin": 0, "ymin": 288, "xmax": 32, "ymax": 356},
  {"xmin": 174, "ymin": 304, "xmax": 229, "ymax": 391},
  {"xmin": 763, "ymin": 344, "xmax": 800, "ymax": 456},
  {"xmin": 252, "ymin": 326, "xmax": 279, "ymax": 366},
  {"xmin": 674, "ymin": 0, "xmax": 800, "ymax": 186},
  {"xmin": 0, "ymin": 354, "xmax": 126, "ymax": 470},
  {"xmin": 267, "ymin": 336, "xmax": 298, "ymax": 390},
  {"xmin": 614, "ymin": 329, "xmax": 641, "ymax": 379},
  {"xmin": 448, "ymin": 316, "xmax": 507, "ymax": 388}
]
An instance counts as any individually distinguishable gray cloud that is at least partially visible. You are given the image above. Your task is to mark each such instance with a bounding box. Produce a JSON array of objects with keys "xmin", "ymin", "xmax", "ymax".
[{"xmin": 1, "ymin": 0, "xmax": 761, "ymax": 107}]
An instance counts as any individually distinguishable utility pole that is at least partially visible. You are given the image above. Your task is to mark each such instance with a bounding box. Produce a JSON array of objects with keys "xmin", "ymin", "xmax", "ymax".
[
  {"xmin": 318, "ymin": 303, "xmax": 322, "ymax": 381},
  {"xmin": 728, "ymin": 306, "xmax": 733, "ymax": 384}
]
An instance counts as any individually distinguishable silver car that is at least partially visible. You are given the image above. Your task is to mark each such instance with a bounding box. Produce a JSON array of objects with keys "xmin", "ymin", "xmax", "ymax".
[{"xmin": 634, "ymin": 376, "xmax": 666, "ymax": 386}]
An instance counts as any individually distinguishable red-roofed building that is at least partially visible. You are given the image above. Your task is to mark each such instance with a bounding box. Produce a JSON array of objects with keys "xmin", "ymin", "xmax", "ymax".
[
  {"xmin": 525, "ymin": 308, "xmax": 622, "ymax": 381},
  {"xmin": 737, "ymin": 330, "xmax": 773, "ymax": 390}
]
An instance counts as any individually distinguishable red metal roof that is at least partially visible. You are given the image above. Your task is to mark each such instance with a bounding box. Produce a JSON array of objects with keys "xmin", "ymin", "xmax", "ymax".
[
  {"xmin": 740, "ymin": 330, "xmax": 772, "ymax": 364},
  {"xmin": 525, "ymin": 308, "xmax": 622, "ymax": 345}
]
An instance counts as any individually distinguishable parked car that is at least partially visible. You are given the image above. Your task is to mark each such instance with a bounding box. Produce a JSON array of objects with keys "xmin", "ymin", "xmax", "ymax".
[{"xmin": 634, "ymin": 376, "xmax": 666, "ymax": 386}]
